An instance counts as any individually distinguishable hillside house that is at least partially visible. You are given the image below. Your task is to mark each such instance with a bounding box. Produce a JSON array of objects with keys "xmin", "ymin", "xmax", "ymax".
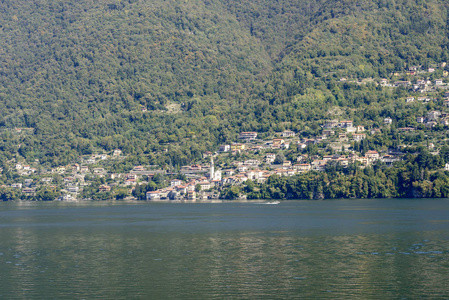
[
  {"xmin": 380, "ymin": 79, "xmax": 389, "ymax": 86},
  {"xmin": 427, "ymin": 111, "xmax": 441, "ymax": 120},
  {"xmin": 283, "ymin": 161, "xmax": 292, "ymax": 168},
  {"xmin": 340, "ymin": 120, "xmax": 353, "ymax": 128},
  {"xmin": 203, "ymin": 151, "xmax": 213, "ymax": 158},
  {"xmin": 231, "ymin": 143, "xmax": 246, "ymax": 151},
  {"xmin": 426, "ymin": 121, "xmax": 437, "ymax": 129},
  {"xmin": 265, "ymin": 153, "xmax": 276, "ymax": 163},
  {"xmin": 170, "ymin": 179, "xmax": 182, "ymax": 187},
  {"xmin": 239, "ymin": 132, "xmax": 258, "ymax": 140},
  {"xmin": 353, "ymin": 134, "xmax": 366, "ymax": 141},
  {"xmin": 324, "ymin": 120, "xmax": 339, "ymax": 128},
  {"xmin": 365, "ymin": 150, "xmax": 380, "ymax": 160},
  {"xmin": 272, "ymin": 139, "xmax": 285, "ymax": 147},
  {"xmin": 219, "ymin": 145, "xmax": 230, "ymax": 152},
  {"xmin": 394, "ymin": 81, "xmax": 411, "ymax": 87},
  {"xmin": 294, "ymin": 164, "xmax": 311, "ymax": 173},
  {"xmin": 322, "ymin": 130, "xmax": 335, "ymax": 136},
  {"xmin": 281, "ymin": 130, "xmax": 295, "ymax": 137}
]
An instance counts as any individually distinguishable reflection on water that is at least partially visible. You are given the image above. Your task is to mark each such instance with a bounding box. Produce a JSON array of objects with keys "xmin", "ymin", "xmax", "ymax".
[{"xmin": 0, "ymin": 200, "xmax": 448, "ymax": 299}]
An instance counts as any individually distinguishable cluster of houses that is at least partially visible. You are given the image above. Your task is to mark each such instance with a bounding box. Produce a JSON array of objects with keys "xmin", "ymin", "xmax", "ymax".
[
  {"xmin": 6, "ymin": 77, "xmax": 449, "ymax": 201},
  {"xmin": 3, "ymin": 150, "xmax": 125, "ymax": 200},
  {"xmin": 414, "ymin": 110, "xmax": 449, "ymax": 128},
  {"xmin": 6, "ymin": 110, "xmax": 440, "ymax": 201},
  {"xmin": 144, "ymin": 147, "xmax": 403, "ymax": 201},
  {"xmin": 378, "ymin": 63, "xmax": 449, "ymax": 91},
  {"xmin": 143, "ymin": 121, "xmax": 407, "ymax": 201}
]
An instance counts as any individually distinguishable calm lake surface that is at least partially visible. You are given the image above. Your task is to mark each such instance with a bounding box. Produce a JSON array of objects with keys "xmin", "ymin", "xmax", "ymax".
[{"xmin": 1, "ymin": 199, "xmax": 449, "ymax": 299}]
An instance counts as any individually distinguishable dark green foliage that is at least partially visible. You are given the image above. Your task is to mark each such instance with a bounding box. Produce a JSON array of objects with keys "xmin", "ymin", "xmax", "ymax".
[
  {"xmin": 224, "ymin": 148, "xmax": 449, "ymax": 200},
  {"xmin": 0, "ymin": 0, "xmax": 448, "ymax": 168}
]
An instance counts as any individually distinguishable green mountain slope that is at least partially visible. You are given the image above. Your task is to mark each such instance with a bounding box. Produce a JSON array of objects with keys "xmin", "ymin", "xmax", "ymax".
[
  {"xmin": 0, "ymin": 0, "xmax": 448, "ymax": 166},
  {"xmin": 283, "ymin": 0, "xmax": 449, "ymax": 78}
]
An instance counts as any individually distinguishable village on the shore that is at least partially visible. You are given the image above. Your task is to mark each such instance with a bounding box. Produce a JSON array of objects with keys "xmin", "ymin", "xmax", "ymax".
[{"xmin": 4, "ymin": 64, "xmax": 449, "ymax": 201}]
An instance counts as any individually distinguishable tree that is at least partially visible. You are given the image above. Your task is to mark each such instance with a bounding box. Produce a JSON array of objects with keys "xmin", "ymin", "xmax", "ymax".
[{"xmin": 274, "ymin": 152, "xmax": 285, "ymax": 164}]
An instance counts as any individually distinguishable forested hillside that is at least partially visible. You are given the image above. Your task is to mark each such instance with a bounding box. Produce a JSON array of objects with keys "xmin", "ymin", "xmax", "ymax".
[{"xmin": 1, "ymin": 0, "xmax": 449, "ymax": 167}]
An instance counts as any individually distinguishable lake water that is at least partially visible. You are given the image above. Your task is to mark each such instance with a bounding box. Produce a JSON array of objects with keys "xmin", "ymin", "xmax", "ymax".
[{"xmin": 1, "ymin": 199, "xmax": 449, "ymax": 299}]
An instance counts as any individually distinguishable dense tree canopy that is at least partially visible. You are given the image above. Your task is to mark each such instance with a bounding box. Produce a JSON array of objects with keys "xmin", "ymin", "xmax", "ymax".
[{"xmin": 0, "ymin": 0, "xmax": 448, "ymax": 167}]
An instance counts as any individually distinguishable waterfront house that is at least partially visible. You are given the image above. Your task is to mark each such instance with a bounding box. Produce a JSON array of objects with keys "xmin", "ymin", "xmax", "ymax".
[
  {"xmin": 176, "ymin": 185, "xmax": 187, "ymax": 194},
  {"xmin": 98, "ymin": 185, "xmax": 111, "ymax": 192},
  {"xmin": 11, "ymin": 183, "xmax": 22, "ymax": 189},
  {"xmin": 198, "ymin": 181, "xmax": 211, "ymax": 191},
  {"xmin": 146, "ymin": 191, "xmax": 160, "ymax": 200},
  {"xmin": 187, "ymin": 191, "xmax": 196, "ymax": 200},
  {"xmin": 22, "ymin": 188, "xmax": 36, "ymax": 196},
  {"xmin": 67, "ymin": 186, "xmax": 79, "ymax": 193}
]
